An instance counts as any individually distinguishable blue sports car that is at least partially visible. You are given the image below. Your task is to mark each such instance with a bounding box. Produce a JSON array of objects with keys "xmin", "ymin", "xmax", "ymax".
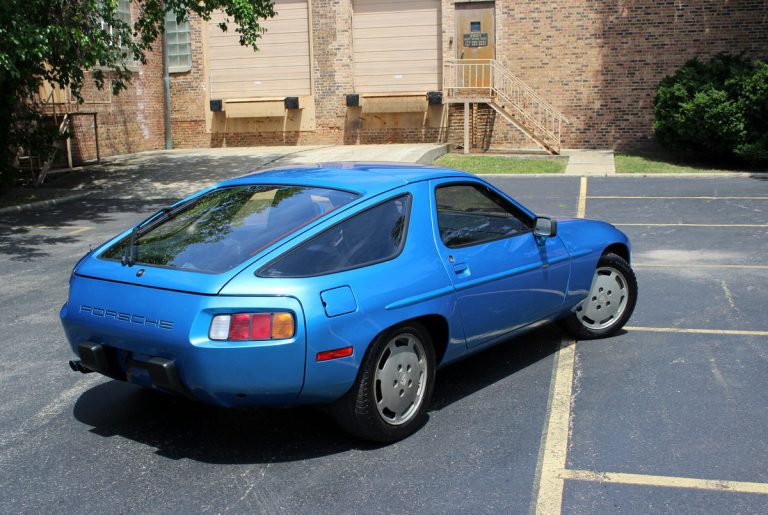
[{"xmin": 61, "ymin": 163, "xmax": 637, "ymax": 442}]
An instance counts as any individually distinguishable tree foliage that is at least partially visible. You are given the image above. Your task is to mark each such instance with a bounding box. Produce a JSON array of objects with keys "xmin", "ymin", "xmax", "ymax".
[
  {"xmin": 0, "ymin": 0, "xmax": 276, "ymax": 191},
  {"xmin": 653, "ymin": 54, "xmax": 768, "ymax": 165}
]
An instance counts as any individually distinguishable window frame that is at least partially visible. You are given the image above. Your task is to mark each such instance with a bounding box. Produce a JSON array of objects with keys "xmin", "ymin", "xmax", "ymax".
[
  {"xmin": 257, "ymin": 193, "xmax": 413, "ymax": 279},
  {"xmin": 165, "ymin": 11, "xmax": 193, "ymax": 73},
  {"xmin": 434, "ymin": 181, "xmax": 534, "ymax": 249}
]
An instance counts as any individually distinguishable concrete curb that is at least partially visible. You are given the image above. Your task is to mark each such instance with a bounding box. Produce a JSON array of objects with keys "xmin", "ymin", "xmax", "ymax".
[
  {"xmin": 417, "ymin": 144, "xmax": 451, "ymax": 165},
  {"xmin": 0, "ymin": 190, "xmax": 94, "ymax": 215},
  {"xmin": 477, "ymin": 173, "xmax": 569, "ymax": 177},
  {"xmin": 613, "ymin": 172, "xmax": 766, "ymax": 178}
]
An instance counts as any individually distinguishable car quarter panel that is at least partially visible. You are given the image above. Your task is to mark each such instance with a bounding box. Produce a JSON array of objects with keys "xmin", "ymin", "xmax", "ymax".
[
  {"xmin": 220, "ymin": 181, "xmax": 466, "ymax": 405},
  {"xmin": 555, "ymin": 219, "xmax": 632, "ymax": 309}
]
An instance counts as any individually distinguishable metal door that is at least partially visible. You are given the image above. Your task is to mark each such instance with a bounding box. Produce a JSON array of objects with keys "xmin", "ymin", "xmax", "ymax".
[{"xmin": 456, "ymin": 2, "xmax": 495, "ymax": 88}]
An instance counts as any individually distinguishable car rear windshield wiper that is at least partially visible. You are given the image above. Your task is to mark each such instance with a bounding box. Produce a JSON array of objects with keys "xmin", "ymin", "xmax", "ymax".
[{"xmin": 120, "ymin": 196, "xmax": 207, "ymax": 266}]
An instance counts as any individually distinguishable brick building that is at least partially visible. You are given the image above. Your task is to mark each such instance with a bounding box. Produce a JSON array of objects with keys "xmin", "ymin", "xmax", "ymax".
[{"xmin": 60, "ymin": 0, "xmax": 768, "ymax": 161}]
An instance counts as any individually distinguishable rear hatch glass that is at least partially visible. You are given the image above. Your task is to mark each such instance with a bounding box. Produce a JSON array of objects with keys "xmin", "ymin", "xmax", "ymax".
[{"xmin": 99, "ymin": 185, "xmax": 359, "ymax": 274}]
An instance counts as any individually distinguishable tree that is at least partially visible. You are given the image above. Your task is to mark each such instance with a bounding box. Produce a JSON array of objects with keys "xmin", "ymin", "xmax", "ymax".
[{"xmin": 0, "ymin": 0, "xmax": 276, "ymax": 191}]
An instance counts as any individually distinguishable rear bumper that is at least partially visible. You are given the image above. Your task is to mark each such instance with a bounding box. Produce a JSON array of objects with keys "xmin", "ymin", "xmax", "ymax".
[
  {"xmin": 76, "ymin": 342, "xmax": 194, "ymax": 399},
  {"xmin": 60, "ymin": 287, "xmax": 308, "ymax": 407},
  {"xmin": 66, "ymin": 333, "xmax": 306, "ymax": 407}
]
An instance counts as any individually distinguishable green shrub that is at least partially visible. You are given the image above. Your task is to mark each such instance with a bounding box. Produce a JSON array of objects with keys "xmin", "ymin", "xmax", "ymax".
[{"xmin": 653, "ymin": 54, "xmax": 768, "ymax": 166}]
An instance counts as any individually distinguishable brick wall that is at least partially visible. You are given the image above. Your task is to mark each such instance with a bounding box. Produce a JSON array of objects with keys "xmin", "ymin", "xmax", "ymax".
[
  {"xmin": 491, "ymin": 0, "xmax": 768, "ymax": 150},
  {"xmin": 65, "ymin": 0, "xmax": 768, "ymax": 157},
  {"xmin": 65, "ymin": 2, "xmax": 166, "ymax": 162}
]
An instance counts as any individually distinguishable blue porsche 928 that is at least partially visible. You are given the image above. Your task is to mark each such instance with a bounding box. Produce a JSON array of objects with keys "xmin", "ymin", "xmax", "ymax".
[{"xmin": 61, "ymin": 163, "xmax": 637, "ymax": 442}]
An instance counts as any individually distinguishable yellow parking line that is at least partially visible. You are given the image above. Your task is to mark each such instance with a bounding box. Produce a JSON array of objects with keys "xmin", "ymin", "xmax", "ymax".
[
  {"xmin": 576, "ymin": 177, "xmax": 588, "ymax": 218},
  {"xmin": 589, "ymin": 196, "xmax": 768, "ymax": 200},
  {"xmin": 562, "ymin": 469, "xmax": 768, "ymax": 495},
  {"xmin": 626, "ymin": 326, "xmax": 768, "ymax": 337},
  {"xmin": 615, "ymin": 223, "xmax": 768, "ymax": 228},
  {"xmin": 534, "ymin": 340, "xmax": 576, "ymax": 514},
  {"xmin": 633, "ymin": 263, "xmax": 768, "ymax": 270},
  {"xmin": 63, "ymin": 226, "xmax": 92, "ymax": 235},
  {"xmin": 532, "ymin": 176, "xmax": 589, "ymax": 513}
]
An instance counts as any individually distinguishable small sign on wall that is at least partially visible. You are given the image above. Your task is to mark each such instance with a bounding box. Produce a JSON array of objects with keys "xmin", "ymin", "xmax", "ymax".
[{"xmin": 463, "ymin": 33, "xmax": 488, "ymax": 47}]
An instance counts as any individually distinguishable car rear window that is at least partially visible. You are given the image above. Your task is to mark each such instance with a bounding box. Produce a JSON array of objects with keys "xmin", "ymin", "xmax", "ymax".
[
  {"xmin": 100, "ymin": 185, "xmax": 359, "ymax": 273},
  {"xmin": 258, "ymin": 195, "xmax": 411, "ymax": 278}
]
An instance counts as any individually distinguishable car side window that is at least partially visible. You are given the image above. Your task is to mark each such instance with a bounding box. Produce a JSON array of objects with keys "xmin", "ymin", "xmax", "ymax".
[
  {"xmin": 435, "ymin": 184, "xmax": 532, "ymax": 248},
  {"xmin": 259, "ymin": 195, "xmax": 411, "ymax": 278}
]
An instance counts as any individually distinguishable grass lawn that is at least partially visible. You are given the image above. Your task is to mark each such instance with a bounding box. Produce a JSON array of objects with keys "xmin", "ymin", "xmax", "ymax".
[
  {"xmin": 615, "ymin": 151, "xmax": 765, "ymax": 174},
  {"xmin": 435, "ymin": 154, "xmax": 567, "ymax": 174}
]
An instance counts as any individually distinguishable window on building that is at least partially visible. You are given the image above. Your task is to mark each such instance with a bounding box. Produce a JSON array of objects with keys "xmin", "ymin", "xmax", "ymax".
[
  {"xmin": 116, "ymin": 0, "xmax": 132, "ymax": 26},
  {"xmin": 470, "ymin": 21, "xmax": 481, "ymax": 32},
  {"xmin": 98, "ymin": 0, "xmax": 136, "ymax": 67},
  {"xmin": 165, "ymin": 12, "xmax": 193, "ymax": 73}
]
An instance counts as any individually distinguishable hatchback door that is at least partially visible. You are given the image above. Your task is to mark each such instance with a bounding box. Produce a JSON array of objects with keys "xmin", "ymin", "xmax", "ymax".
[{"xmin": 430, "ymin": 179, "xmax": 570, "ymax": 348}]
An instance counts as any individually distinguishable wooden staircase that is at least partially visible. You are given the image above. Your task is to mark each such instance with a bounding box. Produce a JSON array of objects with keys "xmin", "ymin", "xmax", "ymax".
[
  {"xmin": 443, "ymin": 59, "xmax": 569, "ymax": 154},
  {"xmin": 15, "ymin": 113, "xmax": 71, "ymax": 187}
]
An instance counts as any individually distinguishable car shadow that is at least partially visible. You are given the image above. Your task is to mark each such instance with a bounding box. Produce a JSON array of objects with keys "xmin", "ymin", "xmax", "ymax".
[{"xmin": 72, "ymin": 325, "xmax": 564, "ymax": 464}]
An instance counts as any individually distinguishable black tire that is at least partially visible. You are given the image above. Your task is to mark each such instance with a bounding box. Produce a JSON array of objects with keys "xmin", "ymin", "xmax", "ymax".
[
  {"xmin": 561, "ymin": 252, "xmax": 637, "ymax": 339},
  {"xmin": 330, "ymin": 321, "xmax": 436, "ymax": 443}
]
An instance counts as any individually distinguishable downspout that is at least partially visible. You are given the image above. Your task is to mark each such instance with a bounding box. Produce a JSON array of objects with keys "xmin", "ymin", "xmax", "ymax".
[{"xmin": 161, "ymin": 20, "xmax": 173, "ymax": 150}]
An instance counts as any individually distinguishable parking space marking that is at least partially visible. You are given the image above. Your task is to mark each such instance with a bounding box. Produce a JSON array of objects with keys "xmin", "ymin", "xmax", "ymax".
[
  {"xmin": 562, "ymin": 469, "xmax": 768, "ymax": 495},
  {"xmin": 533, "ymin": 339, "xmax": 576, "ymax": 515},
  {"xmin": 576, "ymin": 177, "xmax": 588, "ymax": 218},
  {"xmin": 614, "ymin": 223, "xmax": 768, "ymax": 228},
  {"xmin": 626, "ymin": 326, "xmax": 768, "ymax": 337},
  {"xmin": 0, "ymin": 224, "xmax": 93, "ymax": 236},
  {"xmin": 588, "ymin": 196, "xmax": 768, "ymax": 200},
  {"xmin": 634, "ymin": 264, "xmax": 768, "ymax": 270}
]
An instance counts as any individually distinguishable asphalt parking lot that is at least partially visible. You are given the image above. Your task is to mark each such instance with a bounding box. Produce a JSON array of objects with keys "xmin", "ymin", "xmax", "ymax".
[{"xmin": 0, "ymin": 162, "xmax": 766, "ymax": 513}]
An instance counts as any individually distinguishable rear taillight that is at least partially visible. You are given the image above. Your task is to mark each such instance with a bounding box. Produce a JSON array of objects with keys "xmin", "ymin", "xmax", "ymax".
[{"xmin": 209, "ymin": 312, "xmax": 295, "ymax": 341}]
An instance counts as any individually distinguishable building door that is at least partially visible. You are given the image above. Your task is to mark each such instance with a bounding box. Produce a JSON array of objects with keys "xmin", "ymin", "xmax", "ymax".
[{"xmin": 456, "ymin": 2, "xmax": 495, "ymax": 87}]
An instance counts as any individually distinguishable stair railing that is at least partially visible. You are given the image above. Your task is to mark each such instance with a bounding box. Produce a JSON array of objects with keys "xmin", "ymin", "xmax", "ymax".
[{"xmin": 444, "ymin": 59, "xmax": 570, "ymax": 152}]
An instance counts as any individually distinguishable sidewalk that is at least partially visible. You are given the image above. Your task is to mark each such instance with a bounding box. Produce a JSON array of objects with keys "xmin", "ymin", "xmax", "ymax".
[{"xmin": 563, "ymin": 149, "xmax": 616, "ymax": 176}]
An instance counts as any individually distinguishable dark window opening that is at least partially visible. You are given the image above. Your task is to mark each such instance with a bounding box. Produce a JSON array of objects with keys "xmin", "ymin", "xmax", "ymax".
[
  {"xmin": 435, "ymin": 184, "xmax": 532, "ymax": 248},
  {"xmin": 100, "ymin": 185, "xmax": 359, "ymax": 273},
  {"xmin": 259, "ymin": 195, "xmax": 411, "ymax": 278}
]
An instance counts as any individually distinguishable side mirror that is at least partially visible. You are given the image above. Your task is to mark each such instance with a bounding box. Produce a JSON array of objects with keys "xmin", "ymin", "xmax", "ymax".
[{"xmin": 534, "ymin": 216, "xmax": 558, "ymax": 238}]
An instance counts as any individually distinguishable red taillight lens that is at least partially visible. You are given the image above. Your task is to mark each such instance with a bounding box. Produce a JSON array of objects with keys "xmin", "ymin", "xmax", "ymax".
[
  {"xmin": 249, "ymin": 313, "xmax": 271, "ymax": 339},
  {"xmin": 210, "ymin": 312, "xmax": 294, "ymax": 341},
  {"xmin": 228, "ymin": 313, "xmax": 251, "ymax": 341}
]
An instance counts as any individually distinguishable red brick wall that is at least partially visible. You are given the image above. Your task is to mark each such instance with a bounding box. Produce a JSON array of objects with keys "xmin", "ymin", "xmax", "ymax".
[
  {"xmin": 67, "ymin": 1, "xmax": 768, "ymax": 156},
  {"xmin": 65, "ymin": 2, "xmax": 166, "ymax": 162},
  {"xmin": 491, "ymin": 0, "xmax": 768, "ymax": 150}
]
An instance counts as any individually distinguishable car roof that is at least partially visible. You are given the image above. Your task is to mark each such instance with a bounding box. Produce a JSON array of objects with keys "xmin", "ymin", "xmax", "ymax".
[{"xmin": 219, "ymin": 162, "xmax": 474, "ymax": 197}]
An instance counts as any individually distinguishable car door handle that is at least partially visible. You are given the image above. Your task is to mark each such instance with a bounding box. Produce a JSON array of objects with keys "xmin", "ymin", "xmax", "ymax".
[{"xmin": 453, "ymin": 263, "xmax": 469, "ymax": 275}]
